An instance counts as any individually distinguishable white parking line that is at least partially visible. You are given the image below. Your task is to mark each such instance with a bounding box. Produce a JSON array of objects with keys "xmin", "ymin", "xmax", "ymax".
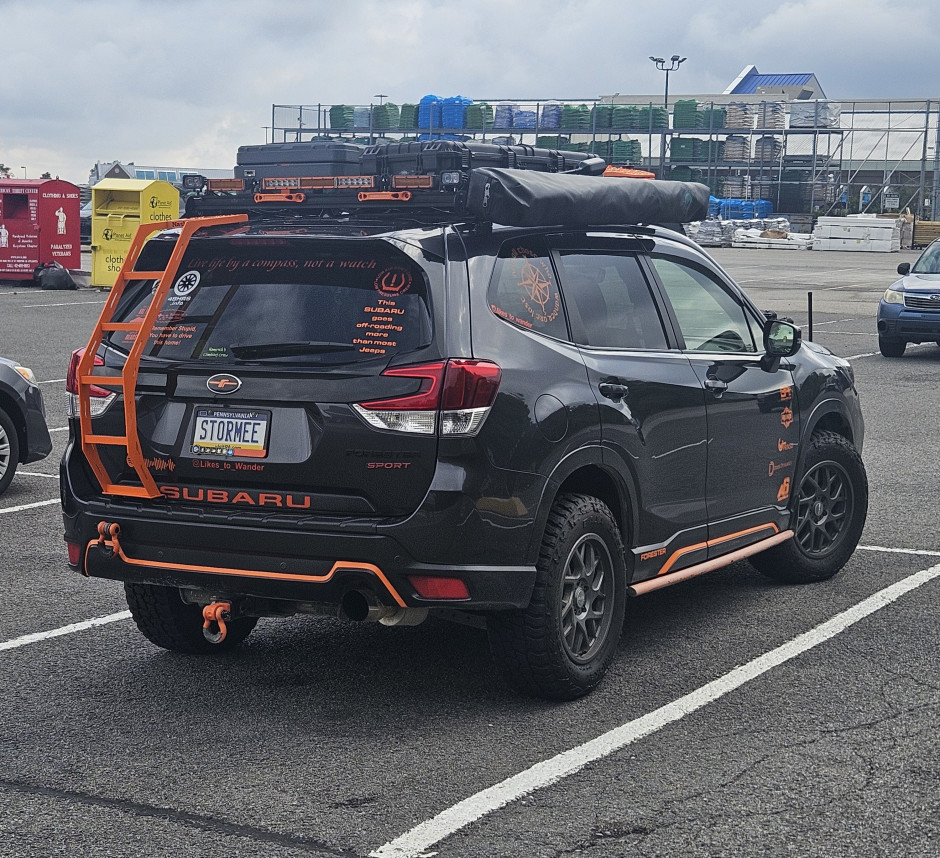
[
  {"xmin": 845, "ymin": 342, "xmax": 932, "ymax": 360},
  {"xmin": 1, "ymin": 538, "xmax": 937, "ymax": 857},
  {"xmin": 857, "ymin": 544, "xmax": 940, "ymax": 557},
  {"xmin": 0, "ymin": 611, "xmax": 132, "ymax": 653},
  {"xmin": 371, "ymin": 556, "xmax": 940, "ymax": 858},
  {"xmin": 18, "ymin": 471, "xmax": 58, "ymax": 479},
  {"xmin": 24, "ymin": 301, "xmax": 106, "ymax": 308},
  {"xmin": 811, "ymin": 318, "xmax": 856, "ymax": 326},
  {"xmin": 0, "ymin": 498, "xmax": 60, "ymax": 515}
]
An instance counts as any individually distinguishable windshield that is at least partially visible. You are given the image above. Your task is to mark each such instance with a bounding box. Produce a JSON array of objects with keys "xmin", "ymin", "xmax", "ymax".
[
  {"xmin": 912, "ymin": 241, "xmax": 940, "ymax": 274},
  {"xmin": 108, "ymin": 237, "xmax": 433, "ymax": 364}
]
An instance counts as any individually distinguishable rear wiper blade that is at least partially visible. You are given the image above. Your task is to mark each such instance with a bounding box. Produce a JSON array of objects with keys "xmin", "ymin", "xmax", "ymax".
[{"xmin": 229, "ymin": 341, "xmax": 357, "ymax": 358}]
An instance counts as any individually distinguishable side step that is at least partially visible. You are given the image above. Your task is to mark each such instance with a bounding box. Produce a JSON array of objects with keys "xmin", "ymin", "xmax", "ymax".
[{"xmin": 628, "ymin": 530, "xmax": 794, "ymax": 596}]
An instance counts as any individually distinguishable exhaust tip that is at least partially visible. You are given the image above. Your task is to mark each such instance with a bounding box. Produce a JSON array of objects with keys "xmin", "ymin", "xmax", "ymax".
[{"xmin": 340, "ymin": 590, "xmax": 372, "ymax": 622}]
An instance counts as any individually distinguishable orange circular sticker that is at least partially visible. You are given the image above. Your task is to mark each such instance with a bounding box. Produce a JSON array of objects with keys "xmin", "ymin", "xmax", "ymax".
[{"xmin": 375, "ymin": 267, "xmax": 412, "ymax": 296}]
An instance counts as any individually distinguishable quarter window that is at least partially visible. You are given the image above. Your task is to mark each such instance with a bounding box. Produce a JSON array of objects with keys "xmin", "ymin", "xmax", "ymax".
[
  {"xmin": 488, "ymin": 237, "xmax": 569, "ymax": 340},
  {"xmin": 651, "ymin": 255, "xmax": 759, "ymax": 352}
]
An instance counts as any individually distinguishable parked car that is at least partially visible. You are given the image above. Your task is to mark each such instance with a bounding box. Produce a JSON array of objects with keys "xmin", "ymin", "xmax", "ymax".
[
  {"xmin": 877, "ymin": 238, "xmax": 940, "ymax": 357},
  {"xmin": 0, "ymin": 356, "xmax": 52, "ymax": 496},
  {"xmin": 60, "ymin": 147, "xmax": 868, "ymax": 700}
]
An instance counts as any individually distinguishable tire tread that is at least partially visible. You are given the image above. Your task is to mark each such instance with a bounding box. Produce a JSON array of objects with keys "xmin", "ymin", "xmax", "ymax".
[
  {"xmin": 488, "ymin": 493, "xmax": 625, "ymax": 700},
  {"xmin": 124, "ymin": 582, "xmax": 256, "ymax": 654}
]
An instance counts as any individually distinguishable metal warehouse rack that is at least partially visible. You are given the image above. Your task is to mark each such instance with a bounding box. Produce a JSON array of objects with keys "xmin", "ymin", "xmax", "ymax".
[{"xmin": 268, "ymin": 97, "xmax": 940, "ymax": 220}]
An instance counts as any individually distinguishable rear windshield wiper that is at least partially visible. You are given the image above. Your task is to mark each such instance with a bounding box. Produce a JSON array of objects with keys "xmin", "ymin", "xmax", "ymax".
[{"xmin": 229, "ymin": 341, "xmax": 357, "ymax": 359}]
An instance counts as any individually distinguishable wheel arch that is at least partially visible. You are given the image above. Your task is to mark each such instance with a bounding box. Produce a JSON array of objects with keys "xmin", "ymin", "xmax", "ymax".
[
  {"xmin": 0, "ymin": 388, "xmax": 27, "ymax": 464},
  {"xmin": 529, "ymin": 447, "xmax": 636, "ymax": 570},
  {"xmin": 799, "ymin": 398, "xmax": 859, "ymax": 473}
]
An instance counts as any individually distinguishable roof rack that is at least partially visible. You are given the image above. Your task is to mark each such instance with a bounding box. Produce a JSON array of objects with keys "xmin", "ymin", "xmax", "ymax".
[
  {"xmin": 181, "ymin": 139, "xmax": 710, "ymax": 229},
  {"xmin": 182, "ymin": 139, "xmax": 605, "ymax": 224}
]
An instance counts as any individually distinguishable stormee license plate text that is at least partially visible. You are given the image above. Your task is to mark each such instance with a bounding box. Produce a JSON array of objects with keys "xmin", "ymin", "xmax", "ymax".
[{"xmin": 192, "ymin": 408, "xmax": 269, "ymax": 458}]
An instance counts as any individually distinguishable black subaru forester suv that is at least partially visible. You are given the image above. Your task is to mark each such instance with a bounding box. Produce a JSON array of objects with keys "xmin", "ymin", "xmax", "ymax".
[{"xmin": 61, "ymin": 147, "xmax": 866, "ymax": 700}]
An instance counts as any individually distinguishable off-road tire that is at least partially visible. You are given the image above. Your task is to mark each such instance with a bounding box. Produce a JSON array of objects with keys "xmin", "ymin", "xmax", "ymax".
[
  {"xmin": 124, "ymin": 582, "xmax": 257, "ymax": 654},
  {"xmin": 751, "ymin": 431, "xmax": 867, "ymax": 584},
  {"xmin": 878, "ymin": 336, "xmax": 906, "ymax": 358},
  {"xmin": 487, "ymin": 493, "xmax": 626, "ymax": 700},
  {"xmin": 0, "ymin": 407, "xmax": 20, "ymax": 497}
]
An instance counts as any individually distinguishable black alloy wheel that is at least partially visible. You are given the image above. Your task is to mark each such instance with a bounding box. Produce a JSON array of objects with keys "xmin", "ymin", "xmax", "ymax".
[
  {"xmin": 487, "ymin": 493, "xmax": 627, "ymax": 700},
  {"xmin": 751, "ymin": 431, "xmax": 868, "ymax": 584}
]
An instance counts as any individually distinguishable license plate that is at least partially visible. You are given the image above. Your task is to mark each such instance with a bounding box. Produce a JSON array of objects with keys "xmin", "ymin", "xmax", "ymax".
[{"xmin": 191, "ymin": 408, "xmax": 270, "ymax": 458}]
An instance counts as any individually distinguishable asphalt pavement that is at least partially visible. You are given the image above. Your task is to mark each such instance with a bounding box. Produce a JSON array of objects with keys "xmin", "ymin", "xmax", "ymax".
[{"xmin": 0, "ymin": 244, "xmax": 937, "ymax": 858}]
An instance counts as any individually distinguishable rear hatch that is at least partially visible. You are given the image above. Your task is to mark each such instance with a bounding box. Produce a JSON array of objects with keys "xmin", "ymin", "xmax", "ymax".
[{"xmin": 89, "ymin": 231, "xmax": 445, "ymax": 518}]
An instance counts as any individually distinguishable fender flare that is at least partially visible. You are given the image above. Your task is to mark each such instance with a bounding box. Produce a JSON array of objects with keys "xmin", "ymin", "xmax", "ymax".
[
  {"xmin": 526, "ymin": 444, "xmax": 639, "ymax": 565},
  {"xmin": 794, "ymin": 396, "xmax": 860, "ymax": 481}
]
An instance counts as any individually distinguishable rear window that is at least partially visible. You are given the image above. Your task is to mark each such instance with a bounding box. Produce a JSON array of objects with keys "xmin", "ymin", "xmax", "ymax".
[{"xmin": 109, "ymin": 237, "xmax": 433, "ymax": 364}]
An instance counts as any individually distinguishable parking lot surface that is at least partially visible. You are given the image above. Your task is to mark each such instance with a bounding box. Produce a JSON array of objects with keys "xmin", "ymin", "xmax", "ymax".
[{"xmin": 1, "ymin": 245, "xmax": 937, "ymax": 858}]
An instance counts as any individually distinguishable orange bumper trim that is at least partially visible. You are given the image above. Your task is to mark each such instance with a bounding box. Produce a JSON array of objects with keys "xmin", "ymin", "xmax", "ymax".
[{"xmin": 87, "ymin": 521, "xmax": 407, "ymax": 607}]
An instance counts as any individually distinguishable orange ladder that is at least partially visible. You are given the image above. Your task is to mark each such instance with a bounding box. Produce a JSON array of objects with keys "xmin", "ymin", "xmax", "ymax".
[{"xmin": 76, "ymin": 214, "xmax": 249, "ymax": 498}]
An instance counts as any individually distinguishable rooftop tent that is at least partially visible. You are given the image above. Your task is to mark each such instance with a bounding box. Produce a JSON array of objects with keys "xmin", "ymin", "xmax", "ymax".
[{"xmin": 466, "ymin": 168, "xmax": 709, "ymax": 227}]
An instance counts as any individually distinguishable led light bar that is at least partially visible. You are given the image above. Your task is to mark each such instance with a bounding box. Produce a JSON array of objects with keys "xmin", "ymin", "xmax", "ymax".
[
  {"xmin": 392, "ymin": 175, "xmax": 434, "ymax": 189},
  {"xmin": 207, "ymin": 178, "xmax": 245, "ymax": 191},
  {"xmin": 261, "ymin": 176, "xmax": 375, "ymax": 191}
]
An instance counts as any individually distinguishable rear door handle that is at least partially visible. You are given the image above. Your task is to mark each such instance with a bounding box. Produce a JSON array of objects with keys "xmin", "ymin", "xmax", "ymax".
[
  {"xmin": 598, "ymin": 381, "xmax": 630, "ymax": 402},
  {"xmin": 704, "ymin": 378, "xmax": 729, "ymax": 395}
]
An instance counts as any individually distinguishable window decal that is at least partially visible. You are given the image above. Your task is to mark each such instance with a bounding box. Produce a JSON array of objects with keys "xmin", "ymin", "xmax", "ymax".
[{"xmin": 514, "ymin": 248, "xmax": 560, "ymax": 325}]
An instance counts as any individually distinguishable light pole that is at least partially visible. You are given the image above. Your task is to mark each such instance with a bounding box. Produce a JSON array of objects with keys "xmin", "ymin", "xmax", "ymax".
[
  {"xmin": 649, "ymin": 55, "xmax": 686, "ymax": 110},
  {"xmin": 21, "ymin": 166, "xmax": 26, "ymax": 179}
]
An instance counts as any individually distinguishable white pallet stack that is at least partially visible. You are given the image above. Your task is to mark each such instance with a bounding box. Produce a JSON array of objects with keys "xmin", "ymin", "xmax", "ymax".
[
  {"xmin": 732, "ymin": 228, "xmax": 813, "ymax": 250},
  {"xmin": 812, "ymin": 215, "xmax": 902, "ymax": 252}
]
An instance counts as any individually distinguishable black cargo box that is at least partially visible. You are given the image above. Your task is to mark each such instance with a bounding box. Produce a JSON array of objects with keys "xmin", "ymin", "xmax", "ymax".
[
  {"xmin": 235, "ymin": 141, "xmax": 366, "ymax": 180},
  {"xmin": 465, "ymin": 168, "xmax": 710, "ymax": 227},
  {"xmin": 362, "ymin": 140, "xmax": 592, "ymax": 177}
]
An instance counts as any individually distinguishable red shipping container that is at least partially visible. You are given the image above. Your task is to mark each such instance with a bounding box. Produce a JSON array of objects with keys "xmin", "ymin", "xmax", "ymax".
[{"xmin": 0, "ymin": 179, "xmax": 82, "ymax": 280}]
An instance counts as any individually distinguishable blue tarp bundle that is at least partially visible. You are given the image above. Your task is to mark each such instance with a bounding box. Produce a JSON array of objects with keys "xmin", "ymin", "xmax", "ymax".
[{"xmin": 718, "ymin": 198, "xmax": 773, "ymax": 219}]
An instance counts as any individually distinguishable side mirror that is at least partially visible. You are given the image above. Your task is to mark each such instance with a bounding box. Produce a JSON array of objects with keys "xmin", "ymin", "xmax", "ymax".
[
  {"xmin": 761, "ymin": 319, "xmax": 801, "ymax": 371},
  {"xmin": 897, "ymin": 262, "xmax": 911, "ymax": 276}
]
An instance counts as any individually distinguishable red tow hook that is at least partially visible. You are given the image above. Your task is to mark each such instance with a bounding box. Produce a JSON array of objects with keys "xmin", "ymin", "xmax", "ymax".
[{"xmin": 202, "ymin": 601, "xmax": 232, "ymax": 644}]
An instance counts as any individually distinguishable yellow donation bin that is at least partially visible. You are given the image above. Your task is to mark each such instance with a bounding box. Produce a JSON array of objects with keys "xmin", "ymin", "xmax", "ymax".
[{"xmin": 90, "ymin": 179, "xmax": 180, "ymax": 287}]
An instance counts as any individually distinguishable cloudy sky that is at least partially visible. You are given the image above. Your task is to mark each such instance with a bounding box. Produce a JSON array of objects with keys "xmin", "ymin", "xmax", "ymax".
[{"xmin": 1, "ymin": 0, "xmax": 936, "ymax": 186}]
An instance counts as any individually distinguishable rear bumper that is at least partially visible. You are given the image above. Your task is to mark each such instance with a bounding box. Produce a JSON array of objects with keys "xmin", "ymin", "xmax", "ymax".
[{"xmin": 63, "ymin": 504, "xmax": 536, "ymax": 611}]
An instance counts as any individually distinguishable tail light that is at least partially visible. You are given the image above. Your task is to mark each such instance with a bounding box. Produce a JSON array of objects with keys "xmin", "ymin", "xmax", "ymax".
[
  {"xmin": 66, "ymin": 348, "xmax": 116, "ymax": 418},
  {"xmin": 353, "ymin": 359, "xmax": 501, "ymax": 436}
]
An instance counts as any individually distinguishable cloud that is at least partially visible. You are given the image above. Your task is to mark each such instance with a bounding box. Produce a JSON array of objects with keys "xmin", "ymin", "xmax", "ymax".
[{"xmin": 1, "ymin": 0, "xmax": 934, "ymax": 184}]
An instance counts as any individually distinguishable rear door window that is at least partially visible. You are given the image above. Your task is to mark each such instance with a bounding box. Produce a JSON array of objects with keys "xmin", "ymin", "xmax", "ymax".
[
  {"xmin": 108, "ymin": 238, "xmax": 433, "ymax": 364},
  {"xmin": 554, "ymin": 249, "xmax": 668, "ymax": 350}
]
